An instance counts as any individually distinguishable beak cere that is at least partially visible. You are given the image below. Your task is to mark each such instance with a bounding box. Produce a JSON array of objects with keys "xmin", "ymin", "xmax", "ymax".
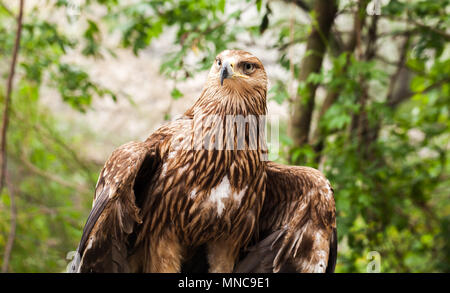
[{"xmin": 220, "ymin": 61, "xmax": 233, "ymax": 86}]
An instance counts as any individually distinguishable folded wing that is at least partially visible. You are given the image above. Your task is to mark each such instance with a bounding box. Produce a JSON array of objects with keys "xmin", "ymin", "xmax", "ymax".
[
  {"xmin": 235, "ymin": 162, "xmax": 337, "ymax": 273},
  {"xmin": 68, "ymin": 141, "xmax": 160, "ymax": 273}
]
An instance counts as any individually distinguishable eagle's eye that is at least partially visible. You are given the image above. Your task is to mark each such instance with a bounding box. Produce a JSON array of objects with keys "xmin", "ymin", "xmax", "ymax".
[
  {"xmin": 216, "ymin": 59, "xmax": 222, "ymax": 67},
  {"xmin": 243, "ymin": 63, "xmax": 255, "ymax": 74}
]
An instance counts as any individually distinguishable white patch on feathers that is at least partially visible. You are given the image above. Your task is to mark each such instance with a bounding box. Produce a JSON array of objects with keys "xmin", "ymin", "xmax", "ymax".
[
  {"xmin": 190, "ymin": 188, "xmax": 198, "ymax": 199},
  {"xmin": 324, "ymin": 179, "xmax": 333, "ymax": 199},
  {"xmin": 178, "ymin": 164, "xmax": 188, "ymax": 174},
  {"xmin": 209, "ymin": 176, "xmax": 231, "ymax": 216},
  {"xmin": 161, "ymin": 162, "xmax": 168, "ymax": 177},
  {"xmin": 325, "ymin": 184, "xmax": 333, "ymax": 199},
  {"xmin": 313, "ymin": 250, "xmax": 328, "ymax": 273},
  {"xmin": 168, "ymin": 151, "xmax": 177, "ymax": 159},
  {"xmin": 85, "ymin": 237, "xmax": 94, "ymax": 253},
  {"xmin": 312, "ymin": 232, "xmax": 328, "ymax": 273},
  {"xmin": 209, "ymin": 176, "xmax": 247, "ymax": 216},
  {"xmin": 233, "ymin": 186, "xmax": 248, "ymax": 204}
]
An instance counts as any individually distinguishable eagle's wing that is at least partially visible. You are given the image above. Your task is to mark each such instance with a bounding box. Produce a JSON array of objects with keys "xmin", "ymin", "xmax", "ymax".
[
  {"xmin": 235, "ymin": 161, "xmax": 337, "ymax": 273},
  {"xmin": 68, "ymin": 141, "xmax": 160, "ymax": 273}
]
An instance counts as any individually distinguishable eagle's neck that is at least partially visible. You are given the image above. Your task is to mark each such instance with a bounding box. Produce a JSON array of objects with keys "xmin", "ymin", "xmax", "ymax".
[
  {"xmin": 182, "ymin": 85, "xmax": 267, "ymax": 190},
  {"xmin": 186, "ymin": 84, "xmax": 267, "ymax": 117}
]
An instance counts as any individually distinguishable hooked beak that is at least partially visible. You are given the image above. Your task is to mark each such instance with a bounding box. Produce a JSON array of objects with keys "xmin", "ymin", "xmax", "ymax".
[
  {"xmin": 220, "ymin": 60, "xmax": 248, "ymax": 86},
  {"xmin": 220, "ymin": 61, "xmax": 233, "ymax": 86}
]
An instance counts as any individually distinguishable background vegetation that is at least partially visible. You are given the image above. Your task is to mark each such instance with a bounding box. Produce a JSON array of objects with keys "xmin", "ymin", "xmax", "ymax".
[{"xmin": 0, "ymin": 0, "xmax": 448, "ymax": 273}]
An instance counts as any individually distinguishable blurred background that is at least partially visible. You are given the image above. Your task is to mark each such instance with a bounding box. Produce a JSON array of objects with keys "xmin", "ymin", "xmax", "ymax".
[{"xmin": 0, "ymin": 0, "xmax": 448, "ymax": 273}]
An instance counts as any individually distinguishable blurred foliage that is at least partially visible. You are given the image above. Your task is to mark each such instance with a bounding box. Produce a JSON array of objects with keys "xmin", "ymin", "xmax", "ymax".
[{"xmin": 0, "ymin": 0, "xmax": 449, "ymax": 272}]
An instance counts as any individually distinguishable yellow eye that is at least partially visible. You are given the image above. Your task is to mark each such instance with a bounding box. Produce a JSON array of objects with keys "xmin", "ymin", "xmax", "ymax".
[{"xmin": 243, "ymin": 63, "xmax": 255, "ymax": 74}]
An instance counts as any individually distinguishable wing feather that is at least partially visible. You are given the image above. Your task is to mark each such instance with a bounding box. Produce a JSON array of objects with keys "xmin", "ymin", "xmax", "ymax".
[
  {"xmin": 68, "ymin": 141, "xmax": 160, "ymax": 273},
  {"xmin": 235, "ymin": 161, "xmax": 337, "ymax": 273}
]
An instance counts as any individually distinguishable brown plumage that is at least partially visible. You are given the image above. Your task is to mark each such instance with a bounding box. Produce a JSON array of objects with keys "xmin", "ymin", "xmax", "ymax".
[{"xmin": 69, "ymin": 50, "xmax": 337, "ymax": 273}]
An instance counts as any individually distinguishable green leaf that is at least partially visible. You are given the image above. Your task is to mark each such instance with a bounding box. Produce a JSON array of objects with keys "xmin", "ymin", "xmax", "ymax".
[
  {"xmin": 218, "ymin": 0, "xmax": 226, "ymax": 13},
  {"xmin": 171, "ymin": 87, "xmax": 184, "ymax": 100},
  {"xmin": 256, "ymin": 0, "xmax": 262, "ymax": 12}
]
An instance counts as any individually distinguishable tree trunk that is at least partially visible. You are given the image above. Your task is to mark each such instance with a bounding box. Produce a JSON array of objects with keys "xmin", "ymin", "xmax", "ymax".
[
  {"xmin": 1, "ymin": 0, "xmax": 25, "ymax": 273},
  {"xmin": 350, "ymin": 13, "xmax": 378, "ymax": 160},
  {"xmin": 312, "ymin": 1, "xmax": 371, "ymax": 160},
  {"xmin": 289, "ymin": 0, "xmax": 337, "ymax": 162}
]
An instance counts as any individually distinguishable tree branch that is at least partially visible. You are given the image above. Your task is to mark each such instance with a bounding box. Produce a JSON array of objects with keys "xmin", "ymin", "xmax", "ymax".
[
  {"xmin": 404, "ymin": 18, "xmax": 450, "ymax": 41},
  {"xmin": 0, "ymin": 0, "xmax": 24, "ymax": 192},
  {"xmin": 388, "ymin": 77, "xmax": 450, "ymax": 109},
  {"xmin": 19, "ymin": 153, "xmax": 89, "ymax": 194},
  {"xmin": 11, "ymin": 109, "xmax": 97, "ymax": 176}
]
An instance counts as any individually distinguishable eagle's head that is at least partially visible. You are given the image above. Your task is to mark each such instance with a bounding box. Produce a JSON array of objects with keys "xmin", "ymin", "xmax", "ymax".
[
  {"xmin": 209, "ymin": 50, "xmax": 267, "ymax": 93},
  {"xmin": 190, "ymin": 50, "xmax": 267, "ymax": 116}
]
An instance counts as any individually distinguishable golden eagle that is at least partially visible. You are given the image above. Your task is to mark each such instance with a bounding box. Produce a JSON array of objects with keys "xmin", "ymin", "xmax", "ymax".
[{"xmin": 69, "ymin": 50, "xmax": 337, "ymax": 273}]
